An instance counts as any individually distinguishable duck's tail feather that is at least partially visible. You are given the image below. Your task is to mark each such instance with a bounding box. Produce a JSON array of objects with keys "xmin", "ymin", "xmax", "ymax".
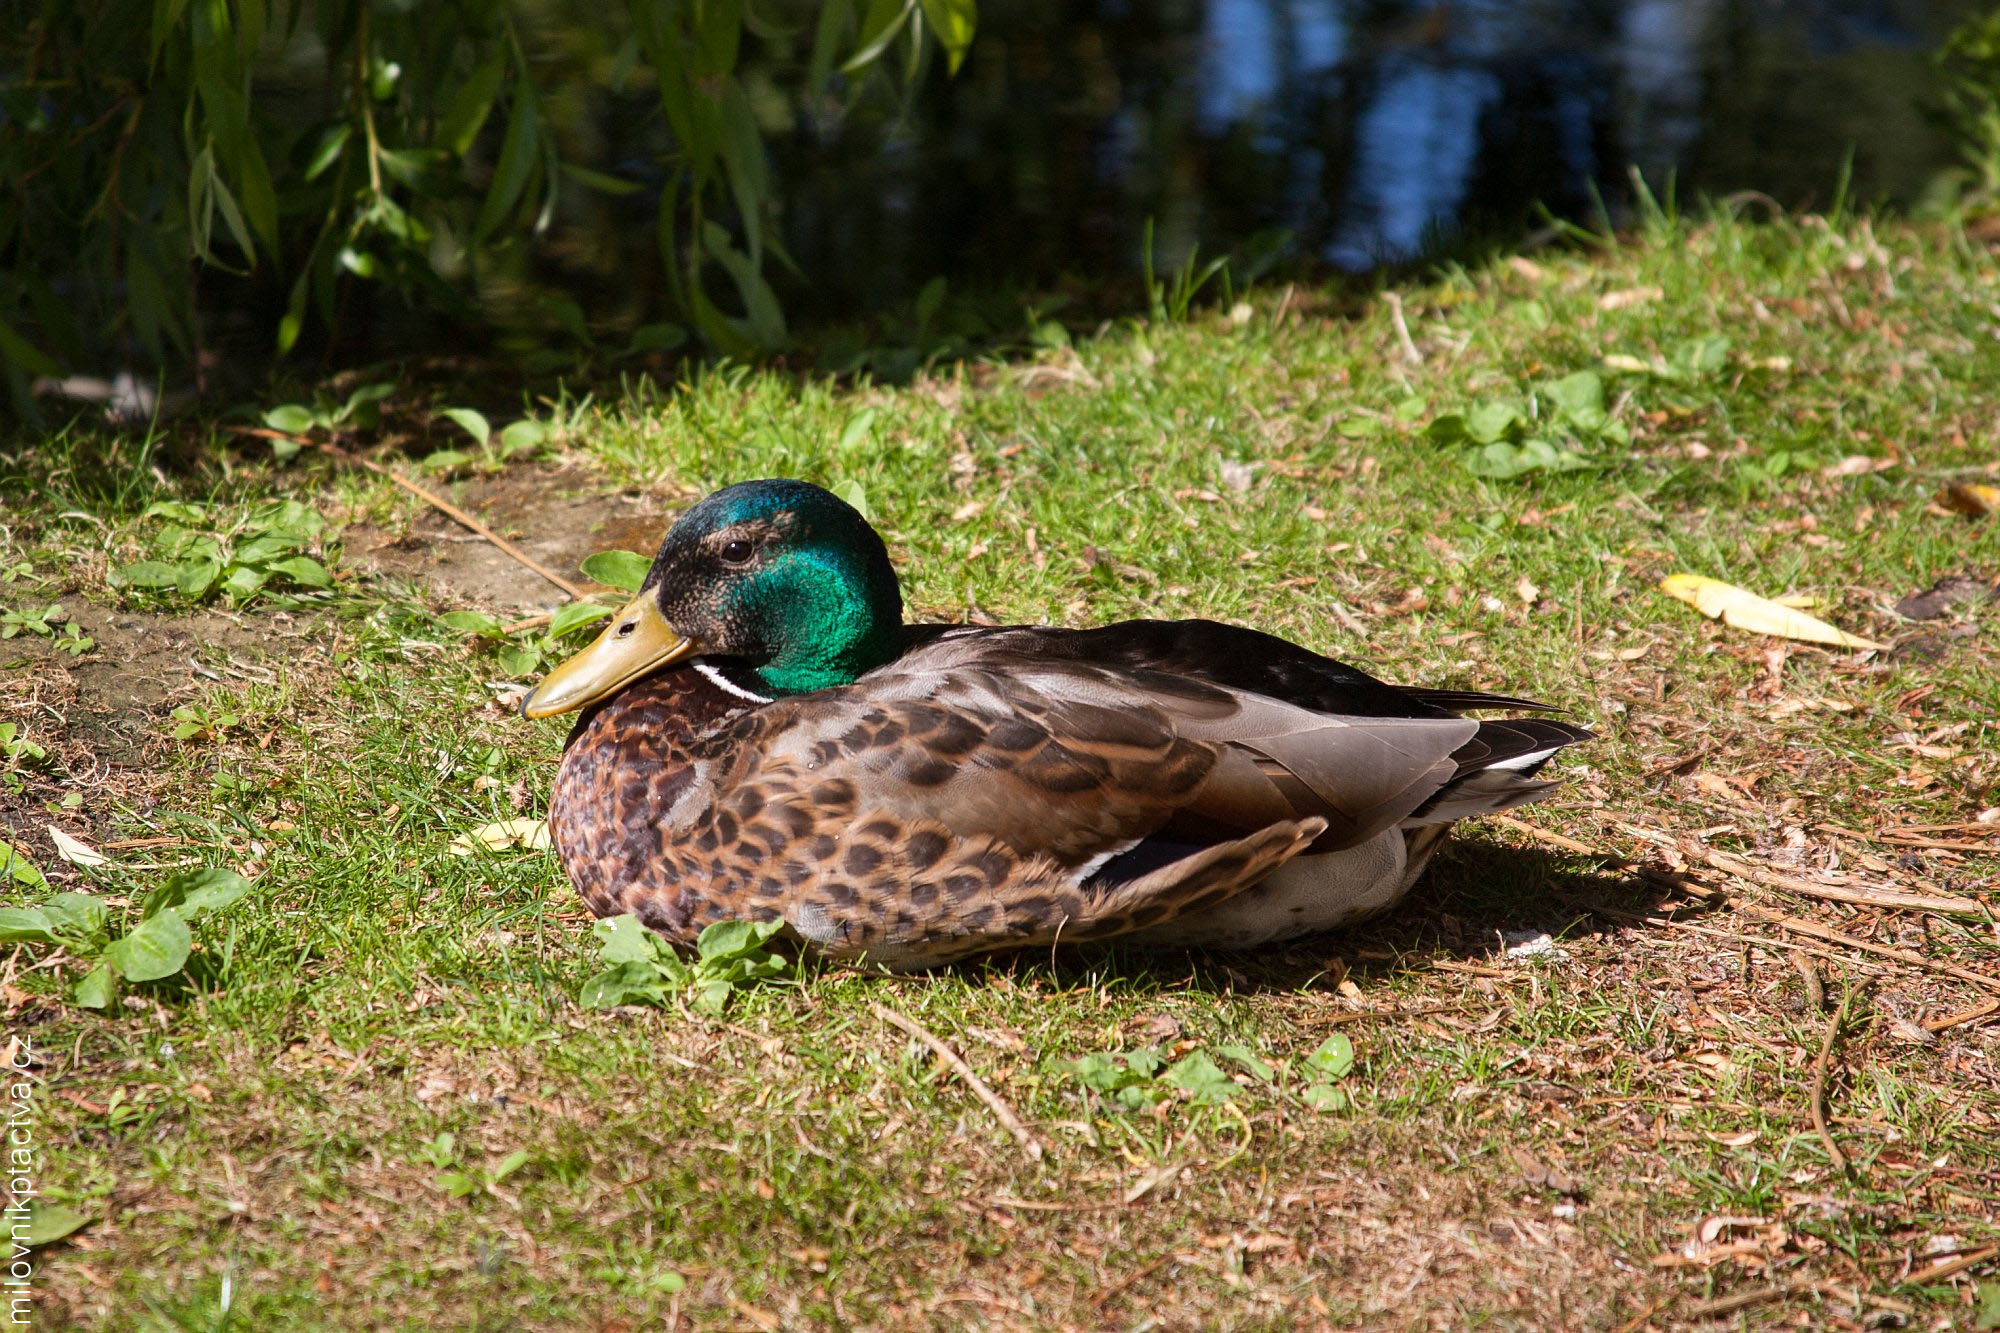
[
  {"xmin": 1400, "ymin": 687, "xmax": 1562, "ymax": 714},
  {"xmin": 1402, "ymin": 717, "xmax": 1594, "ymax": 826}
]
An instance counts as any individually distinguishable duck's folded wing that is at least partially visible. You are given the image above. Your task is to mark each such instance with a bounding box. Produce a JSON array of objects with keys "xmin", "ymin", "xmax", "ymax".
[
  {"xmin": 900, "ymin": 618, "xmax": 1553, "ymax": 719},
  {"xmin": 760, "ymin": 660, "xmax": 1482, "ymax": 857},
  {"xmin": 741, "ymin": 665, "xmax": 1225, "ymax": 869},
  {"xmin": 698, "ymin": 658, "xmax": 1574, "ymax": 964},
  {"xmin": 897, "ymin": 623, "xmax": 1588, "ymax": 839},
  {"xmin": 1114, "ymin": 668, "xmax": 1482, "ymax": 848}
]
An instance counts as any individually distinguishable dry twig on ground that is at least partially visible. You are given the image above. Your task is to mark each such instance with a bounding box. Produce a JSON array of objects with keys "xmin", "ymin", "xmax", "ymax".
[
  {"xmin": 1809, "ymin": 986, "xmax": 1856, "ymax": 1173},
  {"xmin": 232, "ymin": 426, "xmax": 590, "ymax": 601},
  {"xmin": 873, "ymin": 1002, "xmax": 1045, "ymax": 1163}
]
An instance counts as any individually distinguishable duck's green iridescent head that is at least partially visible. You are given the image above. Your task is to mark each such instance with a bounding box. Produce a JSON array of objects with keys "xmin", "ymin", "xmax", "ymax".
[{"xmin": 522, "ymin": 479, "xmax": 903, "ymax": 716}]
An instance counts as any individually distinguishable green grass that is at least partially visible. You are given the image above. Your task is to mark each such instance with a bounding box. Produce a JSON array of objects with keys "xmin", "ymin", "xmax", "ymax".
[{"xmin": 3, "ymin": 205, "xmax": 1998, "ymax": 1329}]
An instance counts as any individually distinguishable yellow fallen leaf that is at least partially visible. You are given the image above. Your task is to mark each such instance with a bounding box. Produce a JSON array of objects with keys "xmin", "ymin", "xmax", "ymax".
[
  {"xmin": 1939, "ymin": 481, "xmax": 1999, "ymax": 518},
  {"xmin": 448, "ymin": 819, "xmax": 552, "ymax": 856},
  {"xmin": 47, "ymin": 825, "xmax": 109, "ymax": 868},
  {"xmin": 1660, "ymin": 574, "xmax": 1887, "ymax": 651}
]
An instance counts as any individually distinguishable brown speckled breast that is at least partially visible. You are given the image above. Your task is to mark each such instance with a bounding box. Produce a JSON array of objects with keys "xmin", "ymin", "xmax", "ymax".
[{"xmin": 546, "ymin": 667, "xmax": 754, "ymax": 936}]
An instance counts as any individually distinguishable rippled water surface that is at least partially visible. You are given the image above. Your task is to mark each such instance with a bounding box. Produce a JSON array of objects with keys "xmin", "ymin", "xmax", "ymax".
[{"xmin": 773, "ymin": 0, "xmax": 1975, "ymax": 310}]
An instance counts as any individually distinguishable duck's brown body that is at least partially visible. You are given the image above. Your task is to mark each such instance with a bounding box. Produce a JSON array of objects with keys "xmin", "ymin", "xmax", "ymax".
[
  {"xmin": 549, "ymin": 666, "xmax": 758, "ymax": 939},
  {"xmin": 545, "ymin": 621, "xmax": 1590, "ymax": 969}
]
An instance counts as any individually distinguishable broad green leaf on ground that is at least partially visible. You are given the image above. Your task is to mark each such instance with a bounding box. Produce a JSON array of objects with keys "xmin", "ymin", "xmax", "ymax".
[
  {"xmin": 1464, "ymin": 399, "xmax": 1524, "ymax": 443},
  {"xmin": 109, "ymin": 560, "xmax": 185, "ymax": 590},
  {"xmin": 0, "ymin": 894, "xmax": 105, "ymax": 945},
  {"xmin": 1975, "ymin": 1282, "xmax": 2000, "ymax": 1331},
  {"xmin": 22, "ymin": 1203, "xmax": 91, "ymax": 1247},
  {"xmin": 263, "ymin": 404, "xmax": 317, "ymax": 434},
  {"xmin": 579, "ymin": 960, "xmax": 672, "ymax": 1010},
  {"xmin": 105, "ymin": 908, "xmax": 192, "ymax": 981},
  {"xmin": 417, "ymin": 449, "xmax": 472, "ymax": 474},
  {"xmin": 579, "ymin": 550, "xmax": 650, "ymax": 592},
  {"xmin": 144, "ymin": 868, "xmax": 252, "ymax": 920},
  {"xmin": 1301, "ymin": 1081, "xmax": 1351, "ymax": 1112},
  {"xmin": 0, "ymin": 839, "xmax": 45, "ymax": 888},
  {"xmin": 695, "ymin": 918, "xmax": 785, "ymax": 963},
  {"xmin": 690, "ymin": 978, "xmax": 736, "ymax": 1015},
  {"xmin": 838, "ymin": 408, "xmax": 879, "ymax": 452},
  {"xmin": 1302, "ymin": 1034, "xmax": 1356, "ymax": 1112},
  {"xmin": 593, "ymin": 914, "xmax": 661, "ymax": 965},
  {"xmin": 1217, "ymin": 1043, "xmax": 1277, "ymax": 1083},
  {"xmin": 1462, "ymin": 438, "xmax": 1590, "ymax": 479},
  {"xmin": 440, "ymin": 407, "xmax": 491, "ymax": 448},
  {"xmin": 1062, "ymin": 1050, "xmax": 1169, "ymax": 1110},
  {"xmin": 579, "ymin": 914, "xmax": 787, "ymax": 1014},
  {"xmin": 72, "ymin": 963, "xmax": 115, "ymax": 1009},
  {"xmin": 0, "ymin": 907, "xmax": 57, "ymax": 943},
  {"xmin": 440, "ymin": 609, "xmax": 506, "ymax": 636},
  {"xmin": 267, "ymin": 555, "xmax": 331, "ymax": 588},
  {"xmin": 1161, "ymin": 1051, "xmax": 1238, "ymax": 1105},
  {"xmin": 43, "ymin": 893, "xmax": 107, "ymax": 939},
  {"xmin": 549, "ymin": 601, "xmax": 613, "ymax": 637},
  {"xmin": 496, "ymin": 644, "xmax": 543, "ymax": 677},
  {"xmin": 438, "ymin": 1171, "xmax": 483, "ymax": 1198},
  {"xmin": 1541, "ymin": 370, "xmax": 1604, "ymax": 419},
  {"xmin": 499, "ymin": 419, "xmax": 549, "ymax": 455},
  {"xmin": 834, "ymin": 478, "xmax": 871, "ymax": 519},
  {"xmin": 1306, "ymin": 1034, "xmax": 1356, "ymax": 1079}
]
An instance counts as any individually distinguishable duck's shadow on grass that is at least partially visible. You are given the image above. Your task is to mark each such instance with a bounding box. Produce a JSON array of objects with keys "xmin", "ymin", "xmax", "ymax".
[{"xmin": 943, "ymin": 837, "xmax": 1663, "ymax": 996}]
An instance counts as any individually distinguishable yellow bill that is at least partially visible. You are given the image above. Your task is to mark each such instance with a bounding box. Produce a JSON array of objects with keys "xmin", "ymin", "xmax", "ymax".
[
  {"xmin": 520, "ymin": 593, "xmax": 699, "ymax": 718},
  {"xmin": 1660, "ymin": 574, "xmax": 1886, "ymax": 652}
]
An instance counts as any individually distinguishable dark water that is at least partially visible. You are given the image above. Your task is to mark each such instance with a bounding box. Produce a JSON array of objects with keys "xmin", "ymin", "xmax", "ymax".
[{"xmin": 768, "ymin": 0, "xmax": 1975, "ymax": 316}]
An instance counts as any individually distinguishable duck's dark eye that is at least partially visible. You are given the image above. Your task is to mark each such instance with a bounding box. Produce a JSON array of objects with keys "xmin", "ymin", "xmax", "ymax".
[{"xmin": 719, "ymin": 539, "xmax": 755, "ymax": 565}]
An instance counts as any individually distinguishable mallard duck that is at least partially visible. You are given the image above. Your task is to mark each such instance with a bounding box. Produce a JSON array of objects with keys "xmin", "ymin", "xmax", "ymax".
[{"xmin": 523, "ymin": 479, "xmax": 1590, "ymax": 970}]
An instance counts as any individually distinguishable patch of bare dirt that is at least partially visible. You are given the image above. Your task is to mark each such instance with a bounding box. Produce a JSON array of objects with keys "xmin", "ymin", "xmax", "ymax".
[
  {"xmin": 6, "ymin": 603, "xmax": 313, "ymax": 755},
  {"xmin": 0, "ymin": 602, "xmax": 326, "ymax": 862},
  {"xmin": 342, "ymin": 464, "xmax": 675, "ymax": 613},
  {"xmin": 2, "ymin": 462, "xmax": 671, "ymax": 866}
]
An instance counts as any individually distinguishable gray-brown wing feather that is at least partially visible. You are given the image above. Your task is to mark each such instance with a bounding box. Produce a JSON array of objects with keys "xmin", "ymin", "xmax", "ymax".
[
  {"xmin": 738, "ymin": 665, "xmax": 1221, "ymax": 866},
  {"xmin": 759, "ymin": 657, "xmax": 1478, "ymax": 846},
  {"xmin": 898, "ymin": 627, "xmax": 1572, "ymax": 840}
]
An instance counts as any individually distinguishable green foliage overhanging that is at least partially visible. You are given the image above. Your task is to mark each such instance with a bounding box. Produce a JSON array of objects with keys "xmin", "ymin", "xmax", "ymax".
[
  {"xmin": 0, "ymin": 0, "xmax": 975, "ymax": 406},
  {"xmin": 1937, "ymin": 4, "xmax": 2000, "ymax": 208}
]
